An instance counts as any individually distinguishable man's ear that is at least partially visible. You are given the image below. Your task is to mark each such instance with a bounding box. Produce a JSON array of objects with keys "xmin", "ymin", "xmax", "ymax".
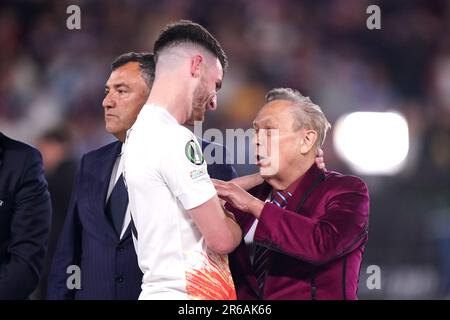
[
  {"xmin": 190, "ymin": 55, "xmax": 203, "ymax": 78},
  {"xmin": 300, "ymin": 129, "xmax": 318, "ymax": 154}
]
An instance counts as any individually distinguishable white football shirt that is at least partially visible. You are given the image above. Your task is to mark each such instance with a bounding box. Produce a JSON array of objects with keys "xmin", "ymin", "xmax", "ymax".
[{"xmin": 123, "ymin": 104, "xmax": 236, "ymax": 300}]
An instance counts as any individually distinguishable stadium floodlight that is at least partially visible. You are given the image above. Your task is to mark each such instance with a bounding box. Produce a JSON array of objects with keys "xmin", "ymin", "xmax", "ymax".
[{"xmin": 333, "ymin": 111, "xmax": 409, "ymax": 175}]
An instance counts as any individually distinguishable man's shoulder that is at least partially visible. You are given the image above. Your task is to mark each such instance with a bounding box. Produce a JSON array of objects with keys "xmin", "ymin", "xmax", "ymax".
[
  {"xmin": 323, "ymin": 170, "xmax": 369, "ymax": 194},
  {"xmin": 160, "ymin": 125, "xmax": 198, "ymax": 149},
  {"xmin": 83, "ymin": 140, "xmax": 121, "ymax": 161},
  {"xmin": 0, "ymin": 133, "xmax": 42, "ymax": 163},
  {"xmin": 132, "ymin": 115, "xmax": 188, "ymax": 146}
]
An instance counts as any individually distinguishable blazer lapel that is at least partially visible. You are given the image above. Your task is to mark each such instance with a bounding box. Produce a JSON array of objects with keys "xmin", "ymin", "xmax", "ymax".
[
  {"xmin": 89, "ymin": 141, "xmax": 122, "ymax": 240},
  {"xmin": 286, "ymin": 164, "xmax": 326, "ymax": 213}
]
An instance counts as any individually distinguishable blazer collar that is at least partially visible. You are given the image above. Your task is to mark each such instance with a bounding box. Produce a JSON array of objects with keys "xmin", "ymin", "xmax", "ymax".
[{"xmin": 286, "ymin": 164, "xmax": 326, "ymax": 212}]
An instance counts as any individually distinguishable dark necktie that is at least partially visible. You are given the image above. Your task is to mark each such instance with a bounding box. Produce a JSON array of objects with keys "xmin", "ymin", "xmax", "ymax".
[
  {"xmin": 105, "ymin": 173, "xmax": 128, "ymax": 236},
  {"xmin": 253, "ymin": 190, "xmax": 292, "ymax": 291}
]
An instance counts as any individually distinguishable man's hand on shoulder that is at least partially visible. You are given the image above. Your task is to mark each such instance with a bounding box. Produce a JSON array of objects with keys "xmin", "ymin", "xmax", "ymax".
[
  {"xmin": 212, "ymin": 179, "xmax": 264, "ymax": 219},
  {"xmin": 315, "ymin": 148, "xmax": 326, "ymax": 171}
]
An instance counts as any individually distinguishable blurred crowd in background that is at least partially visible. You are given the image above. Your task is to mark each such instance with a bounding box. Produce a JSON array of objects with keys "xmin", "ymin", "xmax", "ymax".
[{"xmin": 1, "ymin": 0, "xmax": 450, "ymax": 299}]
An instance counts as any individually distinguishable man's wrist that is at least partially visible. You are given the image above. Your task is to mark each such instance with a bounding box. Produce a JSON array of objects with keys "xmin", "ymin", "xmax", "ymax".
[
  {"xmin": 249, "ymin": 197, "xmax": 264, "ymax": 218},
  {"xmin": 255, "ymin": 173, "xmax": 264, "ymax": 185}
]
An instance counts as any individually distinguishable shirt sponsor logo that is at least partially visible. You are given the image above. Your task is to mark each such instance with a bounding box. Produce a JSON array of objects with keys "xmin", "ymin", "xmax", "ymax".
[{"xmin": 190, "ymin": 168, "xmax": 206, "ymax": 179}]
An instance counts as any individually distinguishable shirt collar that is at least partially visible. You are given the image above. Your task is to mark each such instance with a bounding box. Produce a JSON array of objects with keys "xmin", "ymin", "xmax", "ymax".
[{"xmin": 119, "ymin": 142, "xmax": 125, "ymax": 156}]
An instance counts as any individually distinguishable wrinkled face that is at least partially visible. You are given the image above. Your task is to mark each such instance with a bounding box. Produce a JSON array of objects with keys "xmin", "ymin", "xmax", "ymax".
[
  {"xmin": 253, "ymin": 100, "xmax": 306, "ymax": 178},
  {"xmin": 187, "ymin": 57, "xmax": 223, "ymax": 125},
  {"xmin": 102, "ymin": 62, "xmax": 150, "ymax": 141}
]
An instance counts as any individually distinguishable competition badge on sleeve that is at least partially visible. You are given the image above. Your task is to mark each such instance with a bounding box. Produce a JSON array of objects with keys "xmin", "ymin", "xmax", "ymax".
[{"xmin": 185, "ymin": 139, "xmax": 204, "ymax": 165}]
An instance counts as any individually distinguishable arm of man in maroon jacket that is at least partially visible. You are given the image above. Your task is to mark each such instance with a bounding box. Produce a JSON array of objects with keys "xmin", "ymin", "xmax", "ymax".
[
  {"xmin": 255, "ymin": 175, "xmax": 369, "ymax": 265},
  {"xmin": 216, "ymin": 175, "xmax": 369, "ymax": 266}
]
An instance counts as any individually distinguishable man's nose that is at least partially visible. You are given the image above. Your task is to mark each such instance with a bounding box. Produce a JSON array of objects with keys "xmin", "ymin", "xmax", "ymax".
[
  {"xmin": 252, "ymin": 132, "xmax": 258, "ymax": 146},
  {"xmin": 102, "ymin": 93, "xmax": 115, "ymax": 109},
  {"xmin": 207, "ymin": 95, "xmax": 217, "ymax": 111}
]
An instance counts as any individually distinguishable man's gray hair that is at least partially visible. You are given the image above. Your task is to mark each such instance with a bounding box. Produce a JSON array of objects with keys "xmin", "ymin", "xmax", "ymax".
[{"xmin": 265, "ymin": 88, "xmax": 331, "ymax": 148}]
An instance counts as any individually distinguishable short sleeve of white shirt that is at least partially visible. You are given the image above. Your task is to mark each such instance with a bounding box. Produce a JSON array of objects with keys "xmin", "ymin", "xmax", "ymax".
[{"xmin": 159, "ymin": 127, "xmax": 216, "ymax": 210}]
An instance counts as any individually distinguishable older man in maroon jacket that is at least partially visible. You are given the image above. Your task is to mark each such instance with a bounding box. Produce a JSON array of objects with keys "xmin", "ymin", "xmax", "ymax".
[{"xmin": 214, "ymin": 88, "xmax": 370, "ymax": 300}]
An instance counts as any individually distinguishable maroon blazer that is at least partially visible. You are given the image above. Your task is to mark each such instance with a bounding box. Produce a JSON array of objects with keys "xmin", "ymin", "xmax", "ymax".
[{"xmin": 227, "ymin": 164, "xmax": 370, "ymax": 300}]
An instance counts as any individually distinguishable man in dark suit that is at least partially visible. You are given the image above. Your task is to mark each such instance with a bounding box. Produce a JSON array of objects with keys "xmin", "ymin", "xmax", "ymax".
[
  {"xmin": 47, "ymin": 52, "xmax": 236, "ymax": 299},
  {"xmin": 214, "ymin": 88, "xmax": 370, "ymax": 300},
  {"xmin": 0, "ymin": 132, "xmax": 52, "ymax": 299}
]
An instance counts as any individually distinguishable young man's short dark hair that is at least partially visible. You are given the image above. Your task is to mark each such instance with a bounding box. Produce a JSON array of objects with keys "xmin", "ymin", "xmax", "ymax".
[
  {"xmin": 154, "ymin": 20, "xmax": 228, "ymax": 72},
  {"xmin": 111, "ymin": 52, "xmax": 155, "ymax": 88}
]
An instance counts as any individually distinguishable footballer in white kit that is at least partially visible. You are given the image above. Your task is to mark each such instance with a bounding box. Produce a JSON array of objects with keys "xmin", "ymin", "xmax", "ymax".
[{"xmin": 123, "ymin": 104, "xmax": 236, "ymax": 300}]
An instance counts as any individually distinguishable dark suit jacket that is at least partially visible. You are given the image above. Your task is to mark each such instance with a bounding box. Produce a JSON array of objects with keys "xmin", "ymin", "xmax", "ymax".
[
  {"xmin": 47, "ymin": 139, "xmax": 237, "ymax": 300},
  {"xmin": 0, "ymin": 133, "xmax": 52, "ymax": 299},
  {"xmin": 227, "ymin": 164, "xmax": 370, "ymax": 300}
]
